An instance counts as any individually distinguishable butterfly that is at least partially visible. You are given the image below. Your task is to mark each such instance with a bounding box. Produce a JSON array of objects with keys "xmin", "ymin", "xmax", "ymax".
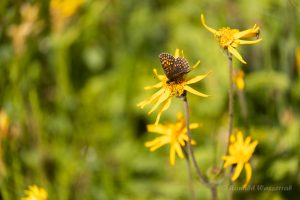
[{"xmin": 159, "ymin": 53, "xmax": 190, "ymax": 82}]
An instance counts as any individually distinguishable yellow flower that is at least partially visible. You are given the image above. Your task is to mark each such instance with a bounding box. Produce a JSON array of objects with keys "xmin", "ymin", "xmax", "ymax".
[
  {"xmin": 0, "ymin": 111, "xmax": 10, "ymax": 139},
  {"xmin": 21, "ymin": 185, "xmax": 48, "ymax": 200},
  {"xmin": 201, "ymin": 14, "xmax": 262, "ymax": 64},
  {"xmin": 50, "ymin": 0, "xmax": 85, "ymax": 31},
  {"xmin": 145, "ymin": 112, "xmax": 200, "ymax": 165},
  {"xmin": 137, "ymin": 49, "xmax": 210, "ymax": 125},
  {"xmin": 296, "ymin": 47, "xmax": 300, "ymax": 74},
  {"xmin": 233, "ymin": 69, "xmax": 245, "ymax": 91},
  {"xmin": 222, "ymin": 131, "xmax": 258, "ymax": 188}
]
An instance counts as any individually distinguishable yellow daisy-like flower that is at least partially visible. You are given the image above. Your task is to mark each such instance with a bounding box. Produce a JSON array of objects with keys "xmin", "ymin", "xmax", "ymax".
[
  {"xmin": 233, "ymin": 69, "xmax": 245, "ymax": 91},
  {"xmin": 50, "ymin": 0, "xmax": 85, "ymax": 32},
  {"xmin": 137, "ymin": 49, "xmax": 210, "ymax": 125},
  {"xmin": 21, "ymin": 185, "xmax": 48, "ymax": 200},
  {"xmin": 201, "ymin": 14, "xmax": 262, "ymax": 64},
  {"xmin": 222, "ymin": 131, "xmax": 258, "ymax": 188},
  {"xmin": 145, "ymin": 112, "xmax": 200, "ymax": 165}
]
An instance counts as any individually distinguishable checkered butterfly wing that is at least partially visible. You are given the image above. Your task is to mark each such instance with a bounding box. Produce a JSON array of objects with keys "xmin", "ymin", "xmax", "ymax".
[
  {"xmin": 159, "ymin": 53, "xmax": 190, "ymax": 81},
  {"xmin": 159, "ymin": 53, "xmax": 175, "ymax": 80},
  {"xmin": 173, "ymin": 57, "xmax": 190, "ymax": 79}
]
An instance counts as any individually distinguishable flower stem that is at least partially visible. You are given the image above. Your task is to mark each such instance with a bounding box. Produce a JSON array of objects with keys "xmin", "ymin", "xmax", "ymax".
[
  {"xmin": 182, "ymin": 95, "xmax": 210, "ymax": 187},
  {"xmin": 211, "ymin": 185, "xmax": 218, "ymax": 200},
  {"xmin": 227, "ymin": 168, "xmax": 233, "ymax": 200},
  {"xmin": 183, "ymin": 147, "xmax": 195, "ymax": 200},
  {"xmin": 226, "ymin": 51, "xmax": 234, "ymax": 200},
  {"xmin": 227, "ymin": 52, "xmax": 234, "ymax": 152}
]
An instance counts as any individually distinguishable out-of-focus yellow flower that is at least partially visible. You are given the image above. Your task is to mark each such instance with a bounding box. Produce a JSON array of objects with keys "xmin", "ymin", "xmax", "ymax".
[
  {"xmin": 7, "ymin": 4, "xmax": 42, "ymax": 55},
  {"xmin": 0, "ymin": 111, "xmax": 9, "ymax": 139},
  {"xmin": 222, "ymin": 131, "xmax": 258, "ymax": 188},
  {"xmin": 137, "ymin": 49, "xmax": 210, "ymax": 125},
  {"xmin": 233, "ymin": 69, "xmax": 245, "ymax": 91},
  {"xmin": 201, "ymin": 14, "xmax": 262, "ymax": 64},
  {"xmin": 50, "ymin": 0, "xmax": 85, "ymax": 32},
  {"xmin": 145, "ymin": 112, "xmax": 200, "ymax": 165},
  {"xmin": 21, "ymin": 185, "xmax": 48, "ymax": 200},
  {"xmin": 296, "ymin": 47, "xmax": 300, "ymax": 74}
]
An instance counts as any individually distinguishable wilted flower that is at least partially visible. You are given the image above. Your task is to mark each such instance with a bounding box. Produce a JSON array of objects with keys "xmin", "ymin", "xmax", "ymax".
[
  {"xmin": 7, "ymin": 3, "xmax": 43, "ymax": 55},
  {"xmin": 21, "ymin": 185, "xmax": 48, "ymax": 200},
  {"xmin": 145, "ymin": 112, "xmax": 200, "ymax": 165},
  {"xmin": 233, "ymin": 69, "xmax": 245, "ymax": 91},
  {"xmin": 201, "ymin": 14, "xmax": 262, "ymax": 64},
  {"xmin": 222, "ymin": 131, "xmax": 258, "ymax": 188},
  {"xmin": 137, "ymin": 49, "xmax": 210, "ymax": 125}
]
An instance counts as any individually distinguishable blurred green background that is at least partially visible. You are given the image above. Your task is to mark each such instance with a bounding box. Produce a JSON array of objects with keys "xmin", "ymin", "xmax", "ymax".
[{"xmin": 0, "ymin": 0, "xmax": 299, "ymax": 199}]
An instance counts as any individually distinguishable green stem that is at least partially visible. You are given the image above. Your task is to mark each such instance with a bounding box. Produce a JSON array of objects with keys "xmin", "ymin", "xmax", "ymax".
[
  {"xmin": 211, "ymin": 185, "xmax": 218, "ymax": 200},
  {"xmin": 227, "ymin": 52, "xmax": 234, "ymax": 153},
  {"xmin": 183, "ymin": 147, "xmax": 195, "ymax": 200},
  {"xmin": 182, "ymin": 95, "xmax": 210, "ymax": 188},
  {"xmin": 226, "ymin": 52, "xmax": 234, "ymax": 200}
]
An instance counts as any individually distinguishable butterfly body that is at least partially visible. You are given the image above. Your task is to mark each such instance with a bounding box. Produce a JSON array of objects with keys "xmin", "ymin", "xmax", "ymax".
[{"xmin": 159, "ymin": 53, "xmax": 190, "ymax": 82}]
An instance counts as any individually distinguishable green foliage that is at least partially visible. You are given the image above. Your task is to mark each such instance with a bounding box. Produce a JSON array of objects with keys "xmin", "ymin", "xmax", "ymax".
[{"xmin": 0, "ymin": 0, "xmax": 299, "ymax": 199}]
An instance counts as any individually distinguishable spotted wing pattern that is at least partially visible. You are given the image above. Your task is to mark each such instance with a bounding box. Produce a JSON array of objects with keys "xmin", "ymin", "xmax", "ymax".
[
  {"xmin": 173, "ymin": 57, "xmax": 190, "ymax": 79},
  {"xmin": 159, "ymin": 53, "xmax": 175, "ymax": 80},
  {"xmin": 159, "ymin": 53, "xmax": 190, "ymax": 81}
]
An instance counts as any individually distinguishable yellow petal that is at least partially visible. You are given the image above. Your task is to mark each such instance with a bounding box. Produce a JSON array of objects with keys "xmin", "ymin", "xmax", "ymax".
[
  {"xmin": 174, "ymin": 49, "xmax": 180, "ymax": 58},
  {"xmin": 178, "ymin": 137, "xmax": 186, "ymax": 146},
  {"xmin": 189, "ymin": 123, "xmax": 200, "ymax": 129},
  {"xmin": 145, "ymin": 136, "xmax": 166, "ymax": 147},
  {"xmin": 248, "ymin": 140, "xmax": 258, "ymax": 153},
  {"xmin": 237, "ymin": 38, "xmax": 262, "ymax": 45},
  {"xmin": 148, "ymin": 90, "xmax": 170, "ymax": 114},
  {"xmin": 191, "ymin": 60, "xmax": 200, "ymax": 69},
  {"xmin": 137, "ymin": 88, "xmax": 164, "ymax": 108},
  {"xmin": 147, "ymin": 124, "xmax": 169, "ymax": 134},
  {"xmin": 201, "ymin": 14, "xmax": 218, "ymax": 35},
  {"xmin": 231, "ymin": 162, "xmax": 244, "ymax": 181},
  {"xmin": 244, "ymin": 136, "xmax": 251, "ymax": 145},
  {"xmin": 175, "ymin": 143, "xmax": 184, "ymax": 159},
  {"xmin": 184, "ymin": 85, "xmax": 209, "ymax": 97},
  {"xmin": 236, "ymin": 131, "xmax": 244, "ymax": 144},
  {"xmin": 170, "ymin": 145, "xmax": 176, "ymax": 166},
  {"xmin": 176, "ymin": 112, "xmax": 184, "ymax": 120},
  {"xmin": 230, "ymin": 134, "xmax": 236, "ymax": 143},
  {"xmin": 236, "ymin": 77, "xmax": 245, "ymax": 91},
  {"xmin": 153, "ymin": 68, "xmax": 165, "ymax": 81},
  {"xmin": 181, "ymin": 134, "xmax": 189, "ymax": 142},
  {"xmin": 243, "ymin": 162, "xmax": 252, "ymax": 188},
  {"xmin": 222, "ymin": 156, "xmax": 237, "ymax": 168},
  {"xmin": 149, "ymin": 139, "xmax": 170, "ymax": 151},
  {"xmin": 180, "ymin": 50, "xmax": 185, "ymax": 57},
  {"xmin": 228, "ymin": 46, "xmax": 247, "ymax": 64},
  {"xmin": 154, "ymin": 97, "xmax": 172, "ymax": 125},
  {"xmin": 228, "ymin": 144, "xmax": 237, "ymax": 155},
  {"xmin": 191, "ymin": 139, "xmax": 196, "ymax": 145},
  {"xmin": 234, "ymin": 25, "xmax": 259, "ymax": 39},
  {"xmin": 144, "ymin": 82, "xmax": 163, "ymax": 90},
  {"xmin": 186, "ymin": 71, "xmax": 211, "ymax": 84}
]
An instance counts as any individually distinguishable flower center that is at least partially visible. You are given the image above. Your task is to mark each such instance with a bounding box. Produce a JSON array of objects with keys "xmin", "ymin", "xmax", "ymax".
[
  {"xmin": 216, "ymin": 28, "xmax": 239, "ymax": 48},
  {"xmin": 163, "ymin": 78, "xmax": 186, "ymax": 97},
  {"xmin": 232, "ymin": 145, "xmax": 252, "ymax": 163}
]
